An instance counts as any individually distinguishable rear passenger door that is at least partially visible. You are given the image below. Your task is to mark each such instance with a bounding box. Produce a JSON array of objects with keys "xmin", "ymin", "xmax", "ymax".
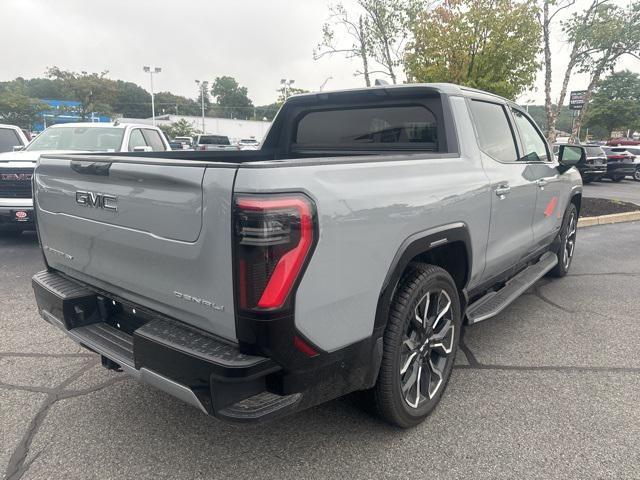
[
  {"xmin": 510, "ymin": 108, "xmax": 564, "ymax": 250},
  {"xmin": 469, "ymin": 100, "xmax": 537, "ymax": 281}
]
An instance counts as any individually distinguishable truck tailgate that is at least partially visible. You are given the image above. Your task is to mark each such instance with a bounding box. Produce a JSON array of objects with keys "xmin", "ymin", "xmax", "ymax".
[{"xmin": 35, "ymin": 156, "xmax": 239, "ymax": 341}]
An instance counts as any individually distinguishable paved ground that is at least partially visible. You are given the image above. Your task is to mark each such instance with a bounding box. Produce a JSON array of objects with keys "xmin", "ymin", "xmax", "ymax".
[
  {"xmin": 2, "ymin": 223, "xmax": 640, "ymax": 480},
  {"xmin": 583, "ymin": 177, "xmax": 640, "ymax": 205}
]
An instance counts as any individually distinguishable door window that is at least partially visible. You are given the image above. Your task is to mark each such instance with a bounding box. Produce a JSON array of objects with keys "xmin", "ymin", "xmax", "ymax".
[
  {"xmin": 142, "ymin": 129, "xmax": 167, "ymax": 151},
  {"xmin": 128, "ymin": 129, "xmax": 147, "ymax": 151},
  {"xmin": 0, "ymin": 128, "xmax": 22, "ymax": 153},
  {"xmin": 469, "ymin": 101, "xmax": 518, "ymax": 162},
  {"xmin": 512, "ymin": 109, "xmax": 549, "ymax": 162}
]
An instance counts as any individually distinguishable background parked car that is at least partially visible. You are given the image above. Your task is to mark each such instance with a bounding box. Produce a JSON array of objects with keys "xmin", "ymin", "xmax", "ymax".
[
  {"xmin": 238, "ymin": 138, "xmax": 261, "ymax": 150},
  {"xmin": 602, "ymin": 146, "xmax": 636, "ymax": 182},
  {"xmin": 0, "ymin": 122, "xmax": 169, "ymax": 234},
  {"xmin": 617, "ymin": 146, "xmax": 640, "ymax": 181},
  {"xmin": 0, "ymin": 124, "xmax": 29, "ymax": 153},
  {"xmin": 554, "ymin": 143, "xmax": 607, "ymax": 183},
  {"xmin": 173, "ymin": 136, "xmax": 193, "ymax": 149},
  {"xmin": 193, "ymin": 134, "xmax": 239, "ymax": 151}
]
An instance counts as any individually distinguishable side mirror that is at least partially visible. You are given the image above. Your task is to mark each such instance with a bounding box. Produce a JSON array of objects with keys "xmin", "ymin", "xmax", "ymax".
[
  {"xmin": 13, "ymin": 145, "xmax": 24, "ymax": 152},
  {"xmin": 557, "ymin": 145, "xmax": 585, "ymax": 167},
  {"xmin": 132, "ymin": 145, "xmax": 153, "ymax": 152}
]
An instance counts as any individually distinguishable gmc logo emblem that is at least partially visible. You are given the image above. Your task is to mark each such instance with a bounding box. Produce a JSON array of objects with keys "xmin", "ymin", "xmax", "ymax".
[
  {"xmin": 1, "ymin": 173, "xmax": 32, "ymax": 181},
  {"xmin": 75, "ymin": 191, "xmax": 118, "ymax": 212}
]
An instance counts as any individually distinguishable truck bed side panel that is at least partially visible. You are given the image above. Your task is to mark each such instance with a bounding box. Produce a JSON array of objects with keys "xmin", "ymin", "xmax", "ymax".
[{"xmin": 234, "ymin": 155, "xmax": 491, "ymax": 352}]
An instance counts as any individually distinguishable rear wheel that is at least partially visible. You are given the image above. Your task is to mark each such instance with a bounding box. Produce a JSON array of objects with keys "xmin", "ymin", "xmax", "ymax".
[
  {"xmin": 612, "ymin": 174, "xmax": 625, "ymax": 182},
  {"xmin": 633, "ymin": 167, "xmax": 640, "ymax": 182},
  {"xmin": 369, "ymin": 264, "xmax": 461, "ymax": 428},
  {"xmin": 549, "ymin": 203, "xmax": 578, "ymax": 278}
]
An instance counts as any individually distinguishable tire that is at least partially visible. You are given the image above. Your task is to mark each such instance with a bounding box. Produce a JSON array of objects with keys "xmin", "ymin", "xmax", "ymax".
[
  {"xmin": 582, "ymin": 176, "xmax": 592, "ymax": 184},
  {"xmin": 368, "ymin": 264, "xmax": 461, "ymax": 428},
  {"xmin": 548, "ymin": 203, "xmax": 578, "ymax": 278},
  {"xmin": 633, "ymin": 167, "xmax": 640, "ymax": 182},
  {"xmin": 612, "ymin": 174, "xmax": 625, "ymax": 182}
]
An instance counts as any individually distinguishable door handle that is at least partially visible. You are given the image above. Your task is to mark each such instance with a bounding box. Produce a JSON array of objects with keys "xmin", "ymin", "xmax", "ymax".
[
  {"xmin": 495, "ymin": 185, "xmax": 511, "ymax": 197},
  {"xmin": 537, "ymin": 179, "xmax": 548, "ymax": 188}
]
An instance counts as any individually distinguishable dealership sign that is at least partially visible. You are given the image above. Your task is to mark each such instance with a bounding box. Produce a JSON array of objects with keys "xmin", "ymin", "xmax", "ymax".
[{"xmin": 569, "ymin": 90, "xmax": 587, "ymax": 110}]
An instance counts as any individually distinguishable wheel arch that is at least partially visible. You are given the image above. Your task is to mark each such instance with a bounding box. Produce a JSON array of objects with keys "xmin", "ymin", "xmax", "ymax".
[{"xmin": 373, "ymin": 223, "xmax": 472, "ymax": 333}]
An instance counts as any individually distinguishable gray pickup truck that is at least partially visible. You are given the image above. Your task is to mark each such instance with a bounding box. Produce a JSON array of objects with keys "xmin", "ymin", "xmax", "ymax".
[{"xmin": 32, "ymin": 84, "xmax": 584, "ymax": 428}]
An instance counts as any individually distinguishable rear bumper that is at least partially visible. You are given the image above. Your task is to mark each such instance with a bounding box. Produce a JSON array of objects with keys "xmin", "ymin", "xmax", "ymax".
[
  {"xmin": 32, "ymin": 270, "xmax": 302, "ymax": 423},
  {"xmin": 606, "ymin": 163, "xmax": 635, "ymax": 175}
]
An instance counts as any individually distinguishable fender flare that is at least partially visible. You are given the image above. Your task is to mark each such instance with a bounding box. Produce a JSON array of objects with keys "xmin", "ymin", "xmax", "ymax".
[{"xmin": 373, "ymin": 222, "xmax": 473, "ymax": 332}]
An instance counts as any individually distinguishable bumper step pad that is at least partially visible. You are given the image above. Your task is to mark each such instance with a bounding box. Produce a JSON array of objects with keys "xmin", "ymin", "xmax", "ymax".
[{"xmin": 218, "ymin": 391, "xmax": 302, "ymax": 423}]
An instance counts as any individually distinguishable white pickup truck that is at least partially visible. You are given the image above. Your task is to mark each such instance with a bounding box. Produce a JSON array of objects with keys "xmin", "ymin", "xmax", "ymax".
[{"xmin": 0, "ymin": 122, "xmax": 169, "ymax": 233}]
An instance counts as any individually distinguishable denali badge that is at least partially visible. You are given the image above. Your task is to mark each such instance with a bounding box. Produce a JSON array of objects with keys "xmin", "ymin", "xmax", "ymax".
[
  {"xmin": 43, "ymin": 245, "xmax": 73, "ymax": 260},
  {"xmin": 174, "ymin": 291, "xmax": 224, "ymax": 311},
  {"xmin": 75, "ymin": 191, "xmax": 117, "ymax": 211}
]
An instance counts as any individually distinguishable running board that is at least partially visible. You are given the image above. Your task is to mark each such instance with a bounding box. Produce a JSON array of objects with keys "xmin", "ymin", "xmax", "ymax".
[{"xmin": 466, "ymin": 252, "xmax": 558, "ymax": 325}]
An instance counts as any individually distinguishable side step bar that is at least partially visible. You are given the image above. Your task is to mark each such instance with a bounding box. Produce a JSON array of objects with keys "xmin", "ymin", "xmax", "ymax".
[{"xmin": 466, "ymin": 252, "xmax": 558, "ymax": 325}]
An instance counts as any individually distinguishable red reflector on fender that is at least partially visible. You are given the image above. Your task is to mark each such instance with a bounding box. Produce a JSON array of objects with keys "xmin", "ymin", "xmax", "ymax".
[{"xmin": 294, "ymin": 335, "xmax": 319, "ymax": 357}]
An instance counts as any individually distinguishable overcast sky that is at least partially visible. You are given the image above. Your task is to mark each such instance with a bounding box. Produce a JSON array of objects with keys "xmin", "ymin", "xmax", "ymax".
[{"xmin": 2, "ymin": 0, "xmax": 639, "ymax": 106}]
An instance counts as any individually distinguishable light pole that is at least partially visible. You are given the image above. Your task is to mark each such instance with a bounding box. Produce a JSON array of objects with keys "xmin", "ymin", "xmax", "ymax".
[
  {"xmin": 143, "ymin": 66, "xmax": 162, "ymax": 126},
  {"xmin": 280, "ymin": 78, "xmax": 295, "ymax": 100},
  {"xmin": 195, "ymin": 80, "xmax": 208, "ymax": 134},
  {"xmin": 319, "ymin": 76, "xmax": 333, "ymax": 92}
]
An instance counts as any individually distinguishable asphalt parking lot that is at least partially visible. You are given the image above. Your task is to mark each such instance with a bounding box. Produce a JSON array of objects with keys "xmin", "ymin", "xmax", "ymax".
[
  {"xmin": 2, "ymin": 223, "xmax": 640, "ymax": 480},
  {"xmin": 583, "ymin": 177, "xmax": 640, "ymax": 205}
]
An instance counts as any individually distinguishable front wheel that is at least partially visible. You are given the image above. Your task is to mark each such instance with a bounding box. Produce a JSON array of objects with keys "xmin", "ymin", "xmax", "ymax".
[
  {"xmin": 369, "ymin": 264, "xmax": 461, "ymax": 428},
  {"xmin": 633, "ymin": 167, "xmax": 640, "ymax": 182},
  {"xmin": 549, "ymin": 203, "xmax": 578, "ymax": 278}
]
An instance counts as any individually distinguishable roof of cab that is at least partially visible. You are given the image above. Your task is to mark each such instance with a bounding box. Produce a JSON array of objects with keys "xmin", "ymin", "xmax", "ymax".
[{"xmin": 46, "ymin": 122, "xmax": 157, "ymax": 130}]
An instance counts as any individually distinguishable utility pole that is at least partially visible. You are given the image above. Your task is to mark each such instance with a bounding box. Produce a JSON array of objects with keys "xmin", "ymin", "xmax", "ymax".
[
  {"xmin": 143, "ymin": 66, "xmax": 162, "ymax": 126},
  {"xmin": 195, "ymin": 80, "xmax": 208, "ymax": 134}
]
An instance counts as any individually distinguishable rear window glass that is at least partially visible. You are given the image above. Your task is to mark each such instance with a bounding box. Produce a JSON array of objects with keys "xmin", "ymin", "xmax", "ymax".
[
  {"xmin": 585, "ymin": 146, "xmax": 604, "ymax": 156},
  {"xmin": 0, "ymin": 128, "xmax": 22, "ymax": 153},
  {"xmin": 295, "ymin": 105, "xmax": 438, "ymax": 149},
  {"xmin": 198, "ymin": 135, "xmax": 230, "ymax": 145}
]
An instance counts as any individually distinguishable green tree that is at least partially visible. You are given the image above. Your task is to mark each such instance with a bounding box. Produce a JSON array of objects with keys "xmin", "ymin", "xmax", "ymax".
[
  {"xmin": 111, "ymin": 80, "xmax": 151, "ymax": 118},
  {"xmin": 254, "ymin": 103, "xmax": 280, "ymax": 121},
  {"xmin": 46, "ymin": 67, "xmax": 117, "ymax": 120},
  {"xmin": 571, "ymin": 2, "xmax": 640, "ymax": 136},
  {"xmin": 584, "ymin": 70, "xmax": 640, "ymax": 139},
  {"xmin": 158, "ymin": 118, "xmax": 199, "ymax": 138},
  {"xmin": 210, "ymin": 76, "xmax": 253, "ymax": 119},
  {"xmin": 405, "ymin": 0, "xmax": 541, "ymax": 100},
  {"xmin": 0, "ymin": 89, "xmax": 47, "ymax": 129},
  {"xmin": 154, "ymin": 91, "xmax": 201, "ymax": 117}
]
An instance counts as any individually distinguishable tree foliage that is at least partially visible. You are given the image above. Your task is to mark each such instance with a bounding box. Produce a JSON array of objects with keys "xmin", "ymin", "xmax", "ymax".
[
  {"xmin": 210, "ymin": 76, "xmax": 254, "ymax": 119},
  {"xmin": 570, "ymin": 2, "xmax": 640, "ymax": 134},
  {"xmin": 46, "ymin": 67, "xmax": 117, "ymax": 120},
  {"xmin": 0, "ymin": 88, "xmax": 47, "ymax": 129},
  {"xmin": 405, "ymin": 0, "xmax": 542, "ymax": 99},
  {"xmin": 584, "ymin": 70, "xmax": 640, "ymax": 138},
  {"xmin": 158, "ymin": 118, "xmax": 199, "ymax": 139}
]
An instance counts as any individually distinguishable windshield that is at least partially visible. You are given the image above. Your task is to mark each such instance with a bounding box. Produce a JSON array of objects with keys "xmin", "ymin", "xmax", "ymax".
[{"xmin": 26, "ymin": 126, "xmax": 125, "ymax": 152}]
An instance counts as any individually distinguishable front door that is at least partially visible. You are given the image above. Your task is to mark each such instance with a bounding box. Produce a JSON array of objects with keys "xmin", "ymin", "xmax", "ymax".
[
  {"xmin": 510, "ymin": 108, "xmax": 566, "ymax": 250},
  {"xmin": 468, "ymin": 99, "xmax": 537, "ymax": 281}
]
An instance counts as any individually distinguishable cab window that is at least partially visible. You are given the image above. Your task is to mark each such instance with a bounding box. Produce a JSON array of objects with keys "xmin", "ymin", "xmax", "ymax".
[
  {"xmin": 128, "ymin": 129, "xmax": 147, "ymax": 151},
  {"xmin": 512, "ymin": 109, "xmax": 549, "ymax": 162}
]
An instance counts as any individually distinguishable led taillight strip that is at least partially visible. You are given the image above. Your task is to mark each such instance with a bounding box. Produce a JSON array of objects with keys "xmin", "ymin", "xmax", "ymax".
[{"xmin": 236, "ymin": 196, "xmax": 314, "ymax": 310}]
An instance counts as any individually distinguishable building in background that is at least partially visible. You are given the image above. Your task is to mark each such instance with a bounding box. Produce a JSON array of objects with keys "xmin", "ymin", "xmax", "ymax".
[
  {"xmin": 120, "ymin": 114, "xmax": 271, "ymax": 142},
  {"xmin": 33, "ymin": 100, "xmax": 111, "ymax": 132}
]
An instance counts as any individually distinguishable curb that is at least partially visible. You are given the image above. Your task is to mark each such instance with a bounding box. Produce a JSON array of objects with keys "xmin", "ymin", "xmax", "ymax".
[{"xmin": 578, "ymin": 210, "xmax": 640, "ymax": 228}]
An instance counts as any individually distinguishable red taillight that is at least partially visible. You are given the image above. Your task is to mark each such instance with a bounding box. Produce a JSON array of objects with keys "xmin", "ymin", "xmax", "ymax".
[{"xmin": 234, "ymin": 194, "xmax": 316, "ymax": 312}]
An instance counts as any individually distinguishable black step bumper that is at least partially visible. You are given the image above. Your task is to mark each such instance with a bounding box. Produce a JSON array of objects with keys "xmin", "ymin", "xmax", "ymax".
[{"xmin": 32, "ymin": 270, "xmax": 302, "ymax": 422}]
